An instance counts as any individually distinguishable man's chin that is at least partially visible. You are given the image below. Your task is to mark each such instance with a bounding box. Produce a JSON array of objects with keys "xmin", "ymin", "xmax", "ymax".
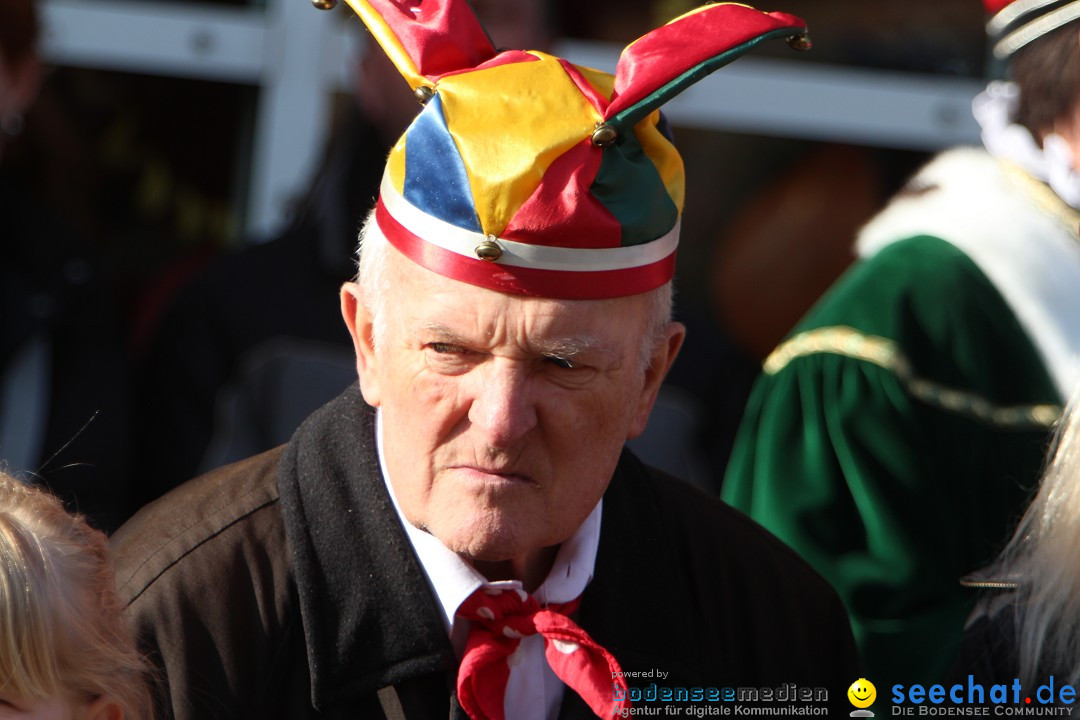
[{"xmin": 434, "ymin": 526, "xmax": 528, "ymax": 563}]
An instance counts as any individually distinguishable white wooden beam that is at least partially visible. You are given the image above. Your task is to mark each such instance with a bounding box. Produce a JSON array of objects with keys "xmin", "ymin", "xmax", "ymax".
[
  {"xmin": 34, "ymin": 3, "xmax": 986, "ymax": 238},
  {"xmin": 38, "ymin": 0, "xmax": 267, "ymax": 83},
  {"xmin": 558, "ymin": 41, "xmax": 984, "ymax": 151},
  {"xmin": 243, "ymin": 0, "xmax": 341, "ymax": 238}
]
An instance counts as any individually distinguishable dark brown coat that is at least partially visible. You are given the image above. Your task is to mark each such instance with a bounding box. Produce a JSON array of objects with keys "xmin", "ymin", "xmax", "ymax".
[{"xmin": 112, "ymin": 386, "xmax": 859, "ymax": 719}]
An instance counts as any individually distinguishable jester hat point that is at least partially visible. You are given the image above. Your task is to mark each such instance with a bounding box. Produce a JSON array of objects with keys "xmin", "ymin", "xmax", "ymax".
[
  {"xmin": 985, "ymin": 0, "xmax": 1080, "ymax": 59},
  {"xmin": 341, "ymin": 0, "xmax": 809, "ymax": 299}
]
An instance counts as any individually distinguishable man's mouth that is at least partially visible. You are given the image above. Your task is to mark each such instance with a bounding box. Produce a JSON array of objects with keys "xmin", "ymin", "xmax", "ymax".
[{"xmin": 454, "ymin": 465, "xmax": 532, "ymax": 484}]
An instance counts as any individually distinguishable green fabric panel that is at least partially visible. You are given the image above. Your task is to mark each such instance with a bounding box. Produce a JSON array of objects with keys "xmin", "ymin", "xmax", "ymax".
[
  {"xmin": 804, "ymin": 236, "xmax": 1059, "ymax": 407},
  {"xmin": 609, "ymin": 28, "xmax": 799, "ymax": 133},
  {"xmin": 591, "ymin": 135, "xmax": 678, "ymax": 247},
  {"xmin": 722, "ymin": 235, "xmax": 1060, "ymax": 687}
]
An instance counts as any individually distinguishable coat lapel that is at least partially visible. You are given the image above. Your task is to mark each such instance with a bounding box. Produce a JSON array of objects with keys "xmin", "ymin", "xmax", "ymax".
[
  {"xmin": 277, "ymin": 384, "xmax": 457, "ymax": 710},
  {"xmin": 578, "ymin": 450, "xmax": 703, "ymax": 686}
]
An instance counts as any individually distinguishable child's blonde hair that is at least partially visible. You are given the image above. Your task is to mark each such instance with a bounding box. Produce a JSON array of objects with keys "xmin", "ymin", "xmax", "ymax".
[{"xmin": 0, "ymin": 471, "xmax": 152, "ymax": 718}]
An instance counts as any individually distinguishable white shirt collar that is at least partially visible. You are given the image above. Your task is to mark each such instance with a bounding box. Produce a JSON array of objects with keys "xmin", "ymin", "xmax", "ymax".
[{"xmin": 374, "ymin": 410, "xmax": 602, "ymax": 636}]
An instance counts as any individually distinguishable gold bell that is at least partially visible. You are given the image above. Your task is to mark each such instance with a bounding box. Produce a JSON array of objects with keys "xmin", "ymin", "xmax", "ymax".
[
  {"xmin": 475, "ymin": 239, "xmax": 503, "ymax": 262},
  {"xmin": 311, "ymin": 0, "xmax": 337, "ymax": 9},
  {"xmin": 414, "ymin": 86, "xmax": 435, "ymax": 106},
  {"xmin": 590, "ymin": 123, "xmax": 618, "ymax": 148},
  {"xmin": 787, "ymin": 33, "xmax": 812, "ymax": 51}
]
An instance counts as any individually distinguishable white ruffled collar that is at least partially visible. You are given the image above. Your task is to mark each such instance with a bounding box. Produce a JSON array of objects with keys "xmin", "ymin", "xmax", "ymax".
[{"xmin": 974, "ymin": 80, "xmax": 1080, "ymax": 212}]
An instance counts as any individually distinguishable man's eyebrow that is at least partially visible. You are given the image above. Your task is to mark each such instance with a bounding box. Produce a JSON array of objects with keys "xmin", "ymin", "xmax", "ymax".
[
  {"xmin": 533, "ymin": 337, "xmax": 601, "ymax": 359},
  {"xmin": 420, "ymin": 322, "xmax": 604, "ymax": 358},
  {"xmin": 421, "ymin": 322, "xmax": 469, "ymax": 345}
]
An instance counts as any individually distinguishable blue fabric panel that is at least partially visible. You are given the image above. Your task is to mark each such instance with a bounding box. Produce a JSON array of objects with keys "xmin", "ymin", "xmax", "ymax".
[{"xmin": 403, "ymin": 95, "xmax": 482, "ymax": 232}]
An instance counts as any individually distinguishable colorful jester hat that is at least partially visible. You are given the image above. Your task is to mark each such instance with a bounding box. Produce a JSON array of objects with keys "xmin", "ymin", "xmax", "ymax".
[
  {"xmin": 985, "ymin": 0, "xmax": 1080, "ymax": 60},
  {"xmin": 343, "ymin": 0, "xmax": 810, "ymax": 299}
]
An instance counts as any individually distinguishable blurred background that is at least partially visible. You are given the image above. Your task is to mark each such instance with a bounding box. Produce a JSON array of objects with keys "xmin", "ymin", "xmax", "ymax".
[{"xmin": 5, "ymin": 0, "xmax": 992, "ymax": 528}]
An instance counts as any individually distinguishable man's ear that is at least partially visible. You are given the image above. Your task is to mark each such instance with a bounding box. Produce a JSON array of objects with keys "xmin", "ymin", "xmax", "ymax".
[
  {"xmin": 80, "ymin": 696, "xmax": 122, "ymax": 720},
  {"xmin": 340, "ymin": 281, "xmax": 382, "ymax": 407},
  {"xmin": 626, "ymin": 322, "xmax": 686, "ymax": 440}
]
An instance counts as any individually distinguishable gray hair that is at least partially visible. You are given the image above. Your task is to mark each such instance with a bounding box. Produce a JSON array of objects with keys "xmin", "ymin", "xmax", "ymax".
[
  {"xmin": 991, "ymin": 386, "xmax": 1080, "ymax": 686},
  {"xmin": 353, "ymin": 210, "xmax": 675, "ymax": 373}
]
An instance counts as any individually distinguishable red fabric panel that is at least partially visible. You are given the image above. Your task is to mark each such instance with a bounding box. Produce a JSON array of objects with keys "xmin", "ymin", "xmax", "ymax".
[
  {"xmin": 366, "ymin": 0, "xmax": 495, "ymax": 79},
  {"xmin": 605, "ymin": 5, "xmax": 806, "ymax": 119},
  {"xmin": 502, "ymin": 140, "xmax": 622, "ymax": 249},
  {"xmin": 376, "ymin": 198, "xmax": 675, "ymax": 299},
  {"xmin": 557, "ymin": 59, "xmax": 612, "ymax": 114},
  {"xmin": 439, "ymin": 49, "xmax": 539, "ymax": 81},
  {"xmin": 474, "ymin": 49, "xmax": 539, "ymax": 71},
  {"xmin": 984, "ymin": 0, "xmax": 1013, "ymax": 13}
]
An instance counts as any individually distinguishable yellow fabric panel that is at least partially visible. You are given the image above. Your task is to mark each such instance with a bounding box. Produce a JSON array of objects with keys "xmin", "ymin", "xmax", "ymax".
[
  {"xmin": 571, "ymin": 63, "xmax": 615, "ymax": 102},
  {"xmin": 634, "ymin": 110, "xmax": 685, "ymax": 213},
  {"xmin": 343, "ymin": 0, "xmax": 425, "ymax": 91},
  {"xmin": 437, "ymin": 52, "xmax": 603, "ymax": 235},
  {"xmin": 386, "ymin": 134, "xmax": 408, "ymax": 196}
]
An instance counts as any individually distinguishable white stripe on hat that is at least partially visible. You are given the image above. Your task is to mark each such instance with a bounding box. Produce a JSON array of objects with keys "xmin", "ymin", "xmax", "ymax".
[
  {"xmin": 989, "ymin": 0, "xmax": 1080, "ymax": 57},
  {"xmin": 378, "ymin": 172, "xmax": 680, "ymax": 273}
]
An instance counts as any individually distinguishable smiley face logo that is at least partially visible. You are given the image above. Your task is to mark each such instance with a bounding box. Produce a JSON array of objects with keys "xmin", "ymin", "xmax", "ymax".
[{"xmin": 848, "ymin": 678, "xmax": 876, "ymax": 709}]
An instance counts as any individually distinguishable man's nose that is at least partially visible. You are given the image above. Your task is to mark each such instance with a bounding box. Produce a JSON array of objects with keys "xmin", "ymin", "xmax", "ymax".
[{"xmin": 467, "ymin": 359, "xmax": 538, "ymax": 447}]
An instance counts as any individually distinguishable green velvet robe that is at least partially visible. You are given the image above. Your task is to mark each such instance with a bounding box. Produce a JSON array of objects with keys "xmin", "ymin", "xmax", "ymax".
[{"xmin": 723, "ymin": 148, "xmax": 1080, "ymax": 685}]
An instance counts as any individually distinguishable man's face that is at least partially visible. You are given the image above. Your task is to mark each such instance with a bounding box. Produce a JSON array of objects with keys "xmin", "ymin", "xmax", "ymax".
[{"xmin": 341, "ymin": 246, "xmax": 682, "ymax": 569}]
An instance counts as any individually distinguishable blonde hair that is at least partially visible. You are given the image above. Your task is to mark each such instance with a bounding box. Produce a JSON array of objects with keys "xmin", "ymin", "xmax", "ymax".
[
  {"xmin": 992, "ymin": 386, "xmax": 1080, "ymax": 686},
  {"xmin": 0, "ymin": 471, "xmax": 152, "ymax": 718}
]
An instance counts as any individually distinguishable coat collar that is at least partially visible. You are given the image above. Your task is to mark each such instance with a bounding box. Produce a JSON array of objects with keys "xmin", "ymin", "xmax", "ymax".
[{"xmin": 277, "ymin": 385, "xmax": 456, "ymax": 708}]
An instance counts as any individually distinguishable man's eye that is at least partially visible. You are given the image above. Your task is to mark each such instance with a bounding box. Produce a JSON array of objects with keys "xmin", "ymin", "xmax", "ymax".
[
  {"xmin": 428, "ymin": 342, "xmax": 464, "ymax": 354},
  {"xmin": 544, "ymin": 354, "xmax": 578, "ymax": 370}
]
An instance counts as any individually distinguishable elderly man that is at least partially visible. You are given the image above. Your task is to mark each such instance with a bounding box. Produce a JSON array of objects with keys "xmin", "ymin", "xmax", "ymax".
[{"xmin": 112, "ymin": 2, "xmax": 858, "ymax": 718}]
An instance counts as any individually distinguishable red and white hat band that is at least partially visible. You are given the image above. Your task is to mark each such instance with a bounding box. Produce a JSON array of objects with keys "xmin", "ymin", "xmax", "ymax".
[{"xmin": 374, "ymin": 173, "xmax": 680, "ymax": 299}]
